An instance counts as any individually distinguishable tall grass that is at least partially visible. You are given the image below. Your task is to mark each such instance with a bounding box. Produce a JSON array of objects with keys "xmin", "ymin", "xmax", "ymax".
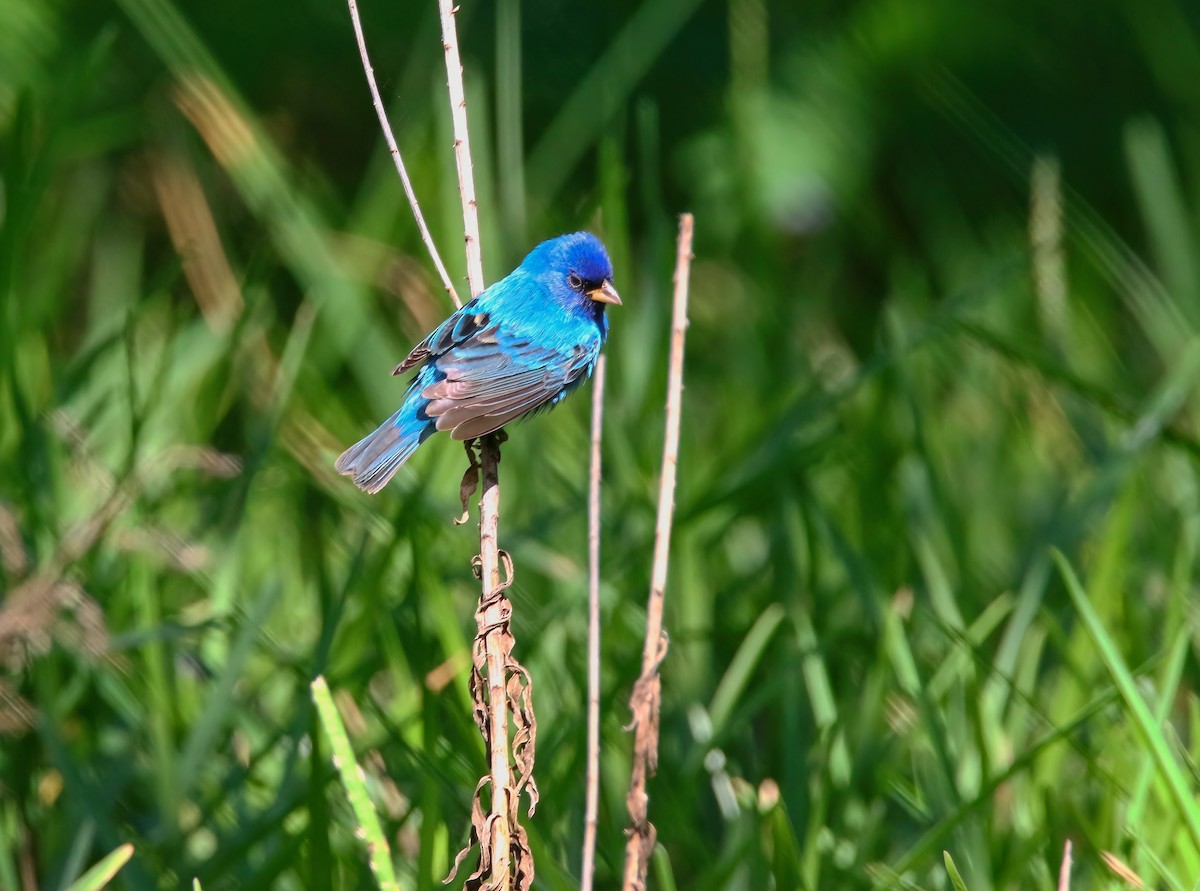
[{"xmin": 1, "ymin": 0, "xmax": 1199, "ymax": 889}]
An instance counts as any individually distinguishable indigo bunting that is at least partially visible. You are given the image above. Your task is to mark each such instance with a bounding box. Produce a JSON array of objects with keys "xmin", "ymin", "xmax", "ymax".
[{"xmin": 336, "ymin": 232, "xmax": 620, "ymax": 493}]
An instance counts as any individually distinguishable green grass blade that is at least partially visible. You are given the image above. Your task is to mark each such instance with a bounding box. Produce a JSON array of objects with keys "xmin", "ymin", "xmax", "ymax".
[
  {"xmin": 943, "ymin": 851, "xmax": 970, "ymax": 891},
  {"xmin": 176, "ymin": 583, "xmax": 282, "ymax": 800},
  {"xmin": 310, "ymin": 676, "xmax": 403, "ymax": 891},
  {"xmin": 65, "ymin": 844, "xmax": 134, "ymax": 891},
  {"xmin": 1124, "ymin": 117, "xmax": 1200, "ymax": 322},
  {"xmin": 894, "ymin": 684, "xmax": 1120, "ymax": 873},
  {"xmin": 54, "ymin": 817, "xmax": 96, "ymax": 891},
  {"xmin": 652, "ymin": 843, "xmax": 680, "ymax": 891},
  {"xmin": 1127, "ymin": 827, "xmax": 1188, "ymax": 891},
  {"xmin": 707, "ymin": 602, "xmax": 786, "ymax": 738},
  {"xmin": 1052, "ymin": 549, "xmax": 1200, "ymax": 854}
]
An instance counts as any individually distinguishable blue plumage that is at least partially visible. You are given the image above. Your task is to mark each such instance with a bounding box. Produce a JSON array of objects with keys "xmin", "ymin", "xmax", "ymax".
[{"xmin": 336, "ymin": 232, "xmax": 620, "ymax": 493}]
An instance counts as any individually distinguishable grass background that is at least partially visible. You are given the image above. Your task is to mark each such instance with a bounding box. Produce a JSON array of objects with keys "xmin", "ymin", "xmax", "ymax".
[{"xmin": 2, "ymin": 0, "xmax": 1200, "ymax": 888}]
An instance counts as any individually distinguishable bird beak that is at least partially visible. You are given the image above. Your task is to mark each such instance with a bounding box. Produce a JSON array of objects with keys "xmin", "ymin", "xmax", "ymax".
[{"xmin": 588, "ymin": 280, "xmax": 622, "ymax": 306}]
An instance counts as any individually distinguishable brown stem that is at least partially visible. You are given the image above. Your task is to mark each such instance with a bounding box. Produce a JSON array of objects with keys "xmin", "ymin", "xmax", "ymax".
[
  {"xmin": 621, "ymin": 213, "xmax": 694, "ymax": 891},
  {"xmin": 345, "ymin": 0, "xmax": 462, "ymax": 309},
  {"xmin": 432, "ymin": 7, "xmax": 535, "ymax": 890},
  {"xmin": 581, "ymin": 355, "xmax": 607, "ymax": 891},
  {"xmin": 1058, "ymin": 839, "xmax": 1073, "ymax": 891},
  {"xmin": 478, "ymin": 432, "xmax": 512, "ymax": 890},
  {"xmin": 438, "ymin": 0, "xmax": 485, "ymax": 298},
  {"xmin": 448, "ymin": 432, "xmax": 536, "ymax": 889}
]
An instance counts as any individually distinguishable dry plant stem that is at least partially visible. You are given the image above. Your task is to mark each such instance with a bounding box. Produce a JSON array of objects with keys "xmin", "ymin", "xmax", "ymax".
[
  {"xmin": 448, "ymin": 433, "xmax": 535, "ymax": 890},
  {"xmin": 479, "ymin": 434, "xmax": 513, "ymax": 891},
  {"xmin": 346, "ymin": 0, "xmax": 462, "ymax": 309},
  {"xmin": 1057, "ymin": 839, "xmax": 1072, "ymax": 891},
  {"xmin": 621, "ymin": 213, "xmax": 694, "ymax": 891},
  {"xmin": 438, "ymin": 0, "xmax": 485, "ymax": 296},
  {"xmin": 580, "ymin": 355, "xmax": 607, "ymax": 891},
  {"xmin": 437, "ymin": 5, "xmax": 525, "ymax": 889}
]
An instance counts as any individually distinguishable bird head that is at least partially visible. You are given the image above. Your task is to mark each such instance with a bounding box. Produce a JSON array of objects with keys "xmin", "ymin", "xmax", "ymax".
[{"xmin": 524, "ymin": 232, "xmax": 621, "ymax": 309}]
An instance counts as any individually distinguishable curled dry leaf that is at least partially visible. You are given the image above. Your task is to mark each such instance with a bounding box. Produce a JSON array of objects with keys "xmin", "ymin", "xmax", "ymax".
[
  {"xmin": 506, "ymin": 664, "xmax": 538, "ymax": 813},
  {"xmin": 623, "ymin": 633, "xmax": 668, "ymax": 734},
  {"xmin": 456, "ymin": 440, "xmax": 481, "ymax": 525},
  {"xmin": 509, "ymin": 818, "xmax": 535, "ymax": 891},
  {"xmin": 445, "ymin": 777, "xmax": 493, "ymax": 886}
]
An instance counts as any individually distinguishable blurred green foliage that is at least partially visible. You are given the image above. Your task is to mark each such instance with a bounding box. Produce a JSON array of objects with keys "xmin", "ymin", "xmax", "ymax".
[{"xmin": 2, "ymin": 0, "xmax": 1200, "ymax": 889}]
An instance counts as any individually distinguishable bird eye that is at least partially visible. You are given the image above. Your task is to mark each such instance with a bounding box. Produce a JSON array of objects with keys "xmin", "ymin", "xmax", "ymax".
[{"xmin": 567, "ymin": 272, "xmax": 583, "ymax": 291}]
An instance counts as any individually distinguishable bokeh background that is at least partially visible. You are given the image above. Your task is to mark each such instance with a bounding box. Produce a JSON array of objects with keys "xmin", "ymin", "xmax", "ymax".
[{"xmin": 3, "ymin": 0, "xmax": 1200, "ymax": 888}]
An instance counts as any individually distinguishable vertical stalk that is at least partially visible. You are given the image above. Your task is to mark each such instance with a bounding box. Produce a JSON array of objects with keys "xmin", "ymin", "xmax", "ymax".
[
  {"xmin": 622, "ymin": 213, "xmax": 694, "ymax": 890},
  {"xmin": 478, "ymin": 432, "xmax": 511, "ymax": 890},
  {"xmin": 438, "ymin": 11, "xmax": 533, "ymax": 890},
  {"xmin": 346, "ymin": 0, "xmax": 461, "ymax": 308},
  {"xmin": 581, "ymin": 355, "xmax": 607, "ymax": 891},
  {"xmin": 438, "ymin": 0, "xmax": 485, "ymax": 296}
]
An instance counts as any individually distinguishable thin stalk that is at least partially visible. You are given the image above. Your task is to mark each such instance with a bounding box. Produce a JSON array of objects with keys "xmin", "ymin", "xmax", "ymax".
[
  {"xmin": 346, "ymin": 0, "xmax": 462, "ymax": 309},
  {"xmin": 581, "ymin": 354, "xmax": 607, "ymax": 891},
  {"xmin": 438, "ymin": 7, "xmax": 529, "ymax": 891},
  {"xmin": 478, "ymin": 433, "xmax": 512, "ymax": 890},
  {"xmin": 1058, "ymin": 839, "xmax": 1073, "ymax": 891},
  {"xmin": 621, "ymin": 213, "xmax": 694, "ymax": 890},
  {"xmin": 438, "ymin": 0, "xmax": 485, "ymax": 297}
]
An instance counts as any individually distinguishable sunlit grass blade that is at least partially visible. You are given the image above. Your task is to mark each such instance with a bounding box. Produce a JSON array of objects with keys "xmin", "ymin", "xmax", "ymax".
[
  {"xmin": 1127, "ymin": 626, "xmax": 1189, "ymax": 827},
  {"xmin": 310, "ymin": 676, "xmax": 403, "ymax": 891},
  {"xmin": 927, "ymin": 593, "xmax": 1013, "ymax": 701},
  {"xmin": 943, "ymin": 851, "xmax": 970, "ymax": 891},
  {"xmin": 64, "ymin": 844, "xmax": 133, "ymax": 891},
  {"xmin": 894, "ymin": 683, "xmax": 1121, "ymax": 874},
  {"xmin": 1052, "ymin": 549, "xmax": 1200, "ymax": 854}
]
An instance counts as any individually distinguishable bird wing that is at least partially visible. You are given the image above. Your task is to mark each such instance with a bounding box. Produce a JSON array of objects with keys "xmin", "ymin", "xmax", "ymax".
[
  {"xmin": 388, "ymin": 290, "xmax": 599, "ymax": 441},
  {"xmin": 422, "ymin": 329, "xmax": 597, "ymax": 440},
  {"xmin": 392, "ymin": 297, "xmax": 490, "ymax": 376}
]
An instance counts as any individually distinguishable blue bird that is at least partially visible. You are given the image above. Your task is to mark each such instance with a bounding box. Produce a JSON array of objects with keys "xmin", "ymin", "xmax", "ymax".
[{"xmin": 336, "ymin": 232, "xmax": 621, "ymax": 493}]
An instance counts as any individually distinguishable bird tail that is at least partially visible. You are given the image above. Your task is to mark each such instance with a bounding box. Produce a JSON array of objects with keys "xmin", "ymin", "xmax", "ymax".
[{"xmin": 335, "ymin": 392, "xmax": 435, "ymax": 494}]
